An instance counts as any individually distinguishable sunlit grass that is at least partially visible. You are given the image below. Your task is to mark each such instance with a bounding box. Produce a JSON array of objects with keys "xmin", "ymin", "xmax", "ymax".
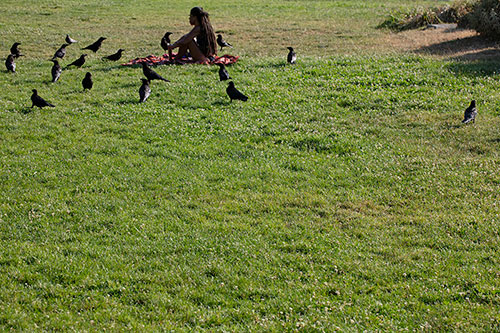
[{"xmin": 1, "ymin": 0, "xmax": 500, "ymax": 331}]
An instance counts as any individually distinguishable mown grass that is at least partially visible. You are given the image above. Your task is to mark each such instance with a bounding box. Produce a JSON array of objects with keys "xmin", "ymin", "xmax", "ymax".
[{"xmin": 1, "ymin": 0, "xmax": 500, "ymax": 331}]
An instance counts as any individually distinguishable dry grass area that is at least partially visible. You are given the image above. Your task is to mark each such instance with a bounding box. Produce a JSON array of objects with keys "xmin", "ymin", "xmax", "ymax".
[{"xmin": 378, "ymin": 26, "xmax": 500, "ymax": 60}]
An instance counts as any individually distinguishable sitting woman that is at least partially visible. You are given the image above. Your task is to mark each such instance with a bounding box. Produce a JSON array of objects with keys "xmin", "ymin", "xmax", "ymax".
[{"xmin": 168, "ymin": 7, "xmax": 217, "ymax": 63}]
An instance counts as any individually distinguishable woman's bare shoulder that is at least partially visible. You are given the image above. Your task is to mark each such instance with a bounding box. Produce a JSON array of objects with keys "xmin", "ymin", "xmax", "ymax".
[{"xmin": 190, "ymin": 26, "xmax": 201, "ymax": 34}]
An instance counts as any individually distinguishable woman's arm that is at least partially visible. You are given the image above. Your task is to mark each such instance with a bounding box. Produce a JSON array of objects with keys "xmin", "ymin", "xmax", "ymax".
[{"xmin": 169, "ymin": 26, "xmax": 200, "ymax": 49}]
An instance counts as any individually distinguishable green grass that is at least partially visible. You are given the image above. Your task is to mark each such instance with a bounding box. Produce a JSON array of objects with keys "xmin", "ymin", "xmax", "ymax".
[{"xmin": 1, "ymin": 0, "xmax": 500, "ymax": 331}]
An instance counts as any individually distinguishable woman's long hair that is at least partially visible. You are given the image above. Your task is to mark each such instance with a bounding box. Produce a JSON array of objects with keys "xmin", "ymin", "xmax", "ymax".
[{"xmin": 190, "ymin": 7, "xmax": 217, "ymax": 56}]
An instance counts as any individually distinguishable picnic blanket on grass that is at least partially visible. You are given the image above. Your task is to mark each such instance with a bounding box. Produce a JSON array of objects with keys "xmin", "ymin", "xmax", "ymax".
[{"xmin": 121, "ymin": 52, "xmax": 239, "ymax": 66}]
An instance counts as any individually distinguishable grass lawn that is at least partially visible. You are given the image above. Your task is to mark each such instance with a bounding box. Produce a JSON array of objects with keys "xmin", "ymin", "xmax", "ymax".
[{"xmin": 1, "ymin": 0, "xmax": 500, "ymax": 330}]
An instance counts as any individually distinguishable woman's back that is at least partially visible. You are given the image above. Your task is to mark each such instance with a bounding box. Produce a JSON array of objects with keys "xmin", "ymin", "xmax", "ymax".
[{"xmin": 191, "ymin": 7, "xmax": 216, "ymax": 57}]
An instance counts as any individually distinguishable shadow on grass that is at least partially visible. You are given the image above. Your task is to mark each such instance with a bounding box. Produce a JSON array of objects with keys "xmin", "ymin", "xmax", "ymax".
[
  {"xmin": 122, "ymin": 82, "xmax": 141, "ymax": 88},
  {"xmin": 252, "ymin": 58, "xmax": 295, "ymax": 68},
  {"xmin": 253, "ymin": 62, "xmax": 287, "ymax": 69},
  {"xmin": 444, "ymin": 123, "xmax": 462, "ymax": 130},
  {"xmin": 20, "ymin": 107, "xmax": 33, "ymax": 114},
  {"xmin": 124, "ymin": 63, "xmax": 175, "ymax": 69},
  {"xmin": 447, "ymin": 57, "xmax": 500, "ymax": 76},
  {"xmin": 415, "ymin": 35, "xmax": 499, "ymax": 57},
  {"xmin": 117, "ymin": 98, "xmax": 139, "ymax": 105},
  {"xmin": 212, "ymin": 100, "xmax": 230, "ymax": 106},
  {"xmin": 415, "ymin": 35, "xmax": 500, "ymax": 76},
  {"xmin": 23, "ymin": 79, "xmax": 48, "ymax": 85},
  {"xmin": 93, "ymin": 65, "xmax": 125, "ymax": 72}
]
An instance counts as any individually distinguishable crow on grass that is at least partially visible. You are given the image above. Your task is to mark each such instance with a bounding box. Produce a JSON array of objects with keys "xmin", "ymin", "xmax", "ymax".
[
  {"xmin": 287, "ymin": 47, "xmax": 296, "ymax": 64},
  {"xmin": 139, "ymin": 78, "xmax": 151, "ymax": 103},
  {"xmin": 66, "ymin": 54, "xmax": 87, "ymax": 68},
  {"xmin": 217, "ymin": 34, "xmax": 232, "ymax": 51},
  {"xmin": 462, "ymin": 100, "xmax": 477, "ymax": 124},
  {"xmin": 141, "ymin": 62, "xmax": 169, "ymax": 82},
  {"xmin": 65, "ymin": 34, "xmax": 77, "ymax": 44},
  {"xmin": 51, "ymin": 59, "xmax": 62, "ymax": 82},
  {"xmin": 82, "ymin": 37, "xmax": 106, "ymax": 53},
  {"xmin": 226, "ymin": 81, "xmax": 248, "ymax": 102},
  {"xmin": 102, "ymin": 49, "xmax": 124, "ymax": 61},
  {"xmin": 31, "ymin": 89, "xmax": 55, "ymax": 108},
  {"xmin": 10, "ymin": 42, "xmax": 23, "ymax": 57},
  {"xmin": 161, "ymin": 32, "xmax": 173, "ymax": 51},
  {"xmin": 52, "ymin": 43, "xmax": 69, "ymax": 60},
  {"xmin": 216, "ymin": 63, "xmax": 231, "ymax": 81},
  {"xmin": 5, "ymin": 54, "xmax": 16, "ymax": 73},
  {"xmin": 82, "ymin": 72, "xmax": 93, "ymax": 91}
]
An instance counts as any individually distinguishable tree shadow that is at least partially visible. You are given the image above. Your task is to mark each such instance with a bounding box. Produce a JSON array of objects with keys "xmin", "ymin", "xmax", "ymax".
[
  {"xmin": 447, "ymin": 56, "xmax": 500, "ymax": 77},
  {"xmin": 415, "ymin": 34, "xmax": 500, "ymax": 76},
  {"xmin": 415, "ymin": 35, "xmax": 499, "ymax": 57}
]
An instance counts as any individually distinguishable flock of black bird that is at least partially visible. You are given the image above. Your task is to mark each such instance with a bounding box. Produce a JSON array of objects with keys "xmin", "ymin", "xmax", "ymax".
[
  {"xmin": 4, "ymin": 35, "xmax": 477, "ymax": 123},
  {"xmin": 4, "ymin": 32, "xmax": 260, "ymax": 108}
]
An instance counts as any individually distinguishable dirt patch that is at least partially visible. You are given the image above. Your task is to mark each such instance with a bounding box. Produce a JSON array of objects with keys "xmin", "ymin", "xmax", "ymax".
[{"xmin": 379, "ymin": 27, "xmax": 500, "ymax": 60}]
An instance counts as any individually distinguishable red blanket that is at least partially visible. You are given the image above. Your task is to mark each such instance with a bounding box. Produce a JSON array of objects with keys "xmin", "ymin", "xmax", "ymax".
[{"xmin": 121, "ymin": 52, "xmax": 239, "ymax": 66}]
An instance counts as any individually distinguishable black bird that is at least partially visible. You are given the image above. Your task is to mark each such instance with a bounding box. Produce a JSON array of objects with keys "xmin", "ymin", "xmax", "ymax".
[
  {"xmin": 65, "ymin": 34, "xmax": 77, "ymax": 44},
  {"xmin": 82, "ymin": 72, "xmax": 93, "ymax": 91},
  {"xmin": 139, "ymin": 78, "xmax": 151, "ymax": 103},
  {"xmin": 287, "ymin": 47, "xmax": 296, "ymax": 64},
  {"xmin": 216, "ymin": 63, "xmax": 230, "ymax": 81},
  {"xmin": 81, "ymin": 37, "xmax": 106, "ymax": 52},
  {"xmin": 31, "ymin": 89, "xmax": 55, "ymax": 108},
  {"xmin": 66, "ymin": 54, "xmax": 87, "ymax": 68},
  {"xmin": 51, "ymin": 59, "xmax": 62, "ymax": 82},
  {"xmin": 102, "ymin": 49, "xmax": 124, "ymax": 61},
  {"xmin": 5, "ymin": 54, "xmax": 16, "ymax": 73},
  {"xmin": 161, "ymin": 32, "xmax": 173, "ymax": 51},
  {"xmin": 217, "ymin": 34, "xmax": 232, "ymax": 51},
  {"xmin": 10, "ymin": 42, "xmax": 23, "ymax": 57},
  {"xmin": 462, "ymin": 100, "xmax": 478, "ymax": 124},
  {"xmin": 226, "ymin": 81, "xmax": 248, "ymax": 102},
  {"xmin": 52, "ymin": 43, "xmax": 69, "ymax": 60},
  {"xmin": 141, "ymin": 62, "xmax": 169, "ymax": 82}
]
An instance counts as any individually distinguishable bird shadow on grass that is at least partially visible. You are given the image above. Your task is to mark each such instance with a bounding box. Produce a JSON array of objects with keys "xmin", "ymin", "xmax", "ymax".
[
  {"xmin": 20, "ymin": 107, "xmax": 33, "ymax": 114},
  {"xmin": 443, "ymin": 123, "xmax": 462, "ymax": 130},
  {"xmin": 212, "ymin": 100, "xmax": 230, "ymax": 106},
  {"xmin": 119, "ymin": 82, "xmax": 139, "ymax": 88},
  {"xmin": 125, "ymin": 63, "xmax": 168, "ymax": 69},
  {"xmin": 126, "ymin": 64, "xmax": 142, "ymax": 69},
  {"xmin": 116, "ymin": 98, "xmax": 139, "ymax": 105},
  {"xmin": 23, "ymin": 78, "xmax": 47, "ymax": 85},
  {"xmin": 42, "ymin": 80, "xmax": 59, "ymax": 85},
  {"xmin": 93, "ymin": 65, "xmax": 124, "ymax": 73},
  {"xmin": 253, "ymin": 62, "xmax": 287, "ymax": 69}
]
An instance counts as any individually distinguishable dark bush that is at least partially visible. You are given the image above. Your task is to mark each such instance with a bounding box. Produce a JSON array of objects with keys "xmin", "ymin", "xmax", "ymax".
[
  {"xmin": 465, "ymin": 0, "xmax": 500, "ymax": 38},
  {"xmin": 378, "ymin": 1, "xmax": 475, "ymax": 32}
]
